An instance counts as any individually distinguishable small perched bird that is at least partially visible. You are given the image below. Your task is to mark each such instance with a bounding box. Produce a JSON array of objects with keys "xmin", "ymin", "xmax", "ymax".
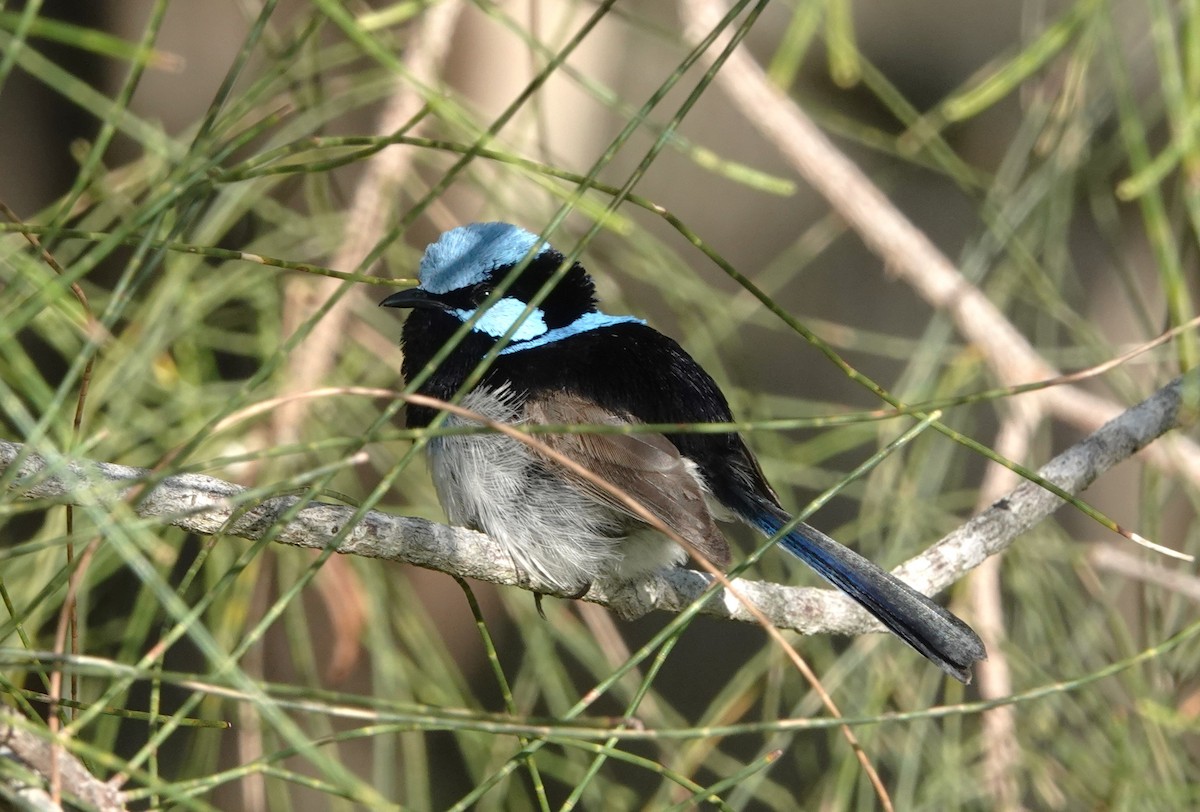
[{"xmin": 382, "ymin": 222, "xmax": 985, "ymax": 682}]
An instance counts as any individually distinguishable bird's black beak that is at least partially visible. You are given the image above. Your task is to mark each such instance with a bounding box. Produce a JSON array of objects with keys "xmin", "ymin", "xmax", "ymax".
[{"xmin": 379, "ymin": 288, "xmax": 450, "ymax": 310}]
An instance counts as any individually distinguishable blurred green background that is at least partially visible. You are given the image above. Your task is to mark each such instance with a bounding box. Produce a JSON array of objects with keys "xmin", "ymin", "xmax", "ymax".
[{"xmin": 1, "ymin": 1, "xmax": 1198, "ymax": 809}]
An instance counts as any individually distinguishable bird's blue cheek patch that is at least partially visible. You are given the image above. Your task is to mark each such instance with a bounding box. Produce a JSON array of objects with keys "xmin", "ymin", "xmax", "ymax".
[{"xmin": 453, "ymin": 297, "xmax": 548, "ymax": 342}]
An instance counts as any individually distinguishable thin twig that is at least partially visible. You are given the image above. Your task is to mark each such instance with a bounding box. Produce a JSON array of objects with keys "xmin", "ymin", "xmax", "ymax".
[
  {"xmin": 970, "ymin": 399, "xmax": 1043, "ymax": 810},
  {"xmin": 0, "ymin": 199, "xmax": 102, "ymax": 802}
]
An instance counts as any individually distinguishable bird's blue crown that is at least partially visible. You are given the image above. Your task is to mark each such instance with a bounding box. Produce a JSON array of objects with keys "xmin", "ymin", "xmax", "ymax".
[
  {"xmin": 419, "ymin": 222, "xmax": 549, "ymax": 294},
  {"xmin": 414, "ymin": 222, "xmax": 644, "ymax": 354}
]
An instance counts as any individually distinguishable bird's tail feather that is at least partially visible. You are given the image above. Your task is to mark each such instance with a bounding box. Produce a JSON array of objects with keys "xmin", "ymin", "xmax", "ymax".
[{"xmin": 752, "ymin": 506, "xmax": 986, "ymax": 683}]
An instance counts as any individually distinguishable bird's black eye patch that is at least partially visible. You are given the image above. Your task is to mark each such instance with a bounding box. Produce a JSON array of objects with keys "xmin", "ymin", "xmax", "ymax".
[
  {"xmin": 469, "ymin": 284, "xmax": 494, "ymax": 307},
  {"xmin": 438, "ymin": 283, "xmax": 494, "ymax": 310}
]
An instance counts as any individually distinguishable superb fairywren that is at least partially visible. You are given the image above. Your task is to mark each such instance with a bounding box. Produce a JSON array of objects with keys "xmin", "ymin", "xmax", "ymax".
[{"xmin": 382, "ymin": 222, "xmax": 985, "ymax": 682}]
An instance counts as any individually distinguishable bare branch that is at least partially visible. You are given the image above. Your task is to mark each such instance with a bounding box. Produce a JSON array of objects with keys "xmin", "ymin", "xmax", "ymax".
[
  {"xmin": 272, "ymin": 0, "xmax": 465, "ymax": 446},
  {"xmin": 1, "ymin": 372, "xmax": 1192, "ymax": 636},
  {"xmin": 891, "ymin": 372, "xmax": 1194, "ymax": 602},
  {"xmin": 1090, "ymin": 544, "xmax": 1200, "ymax": 602},
  {"xmin": 678, "ymin": 0, "xmax": 1200, "ymax": 487},
  {"xmin": 0, "ymin": 708, "xmax": 125, "ymax": 812}
]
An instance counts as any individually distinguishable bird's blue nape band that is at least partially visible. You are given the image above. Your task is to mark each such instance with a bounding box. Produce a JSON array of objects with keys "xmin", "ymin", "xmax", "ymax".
[
  {"xmin": 448, "ymin": 295, "xmax": 644, "ymax": 353},
  {"xmin": 498, "ymin": 312, "xmax": 644, "ymax": 354},
  {"xmin": 420, "ymin": 222, "xmax": 549, "ymax": 294}
]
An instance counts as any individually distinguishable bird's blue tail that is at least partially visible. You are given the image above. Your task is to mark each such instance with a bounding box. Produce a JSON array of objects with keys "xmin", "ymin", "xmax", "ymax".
[{"xmin": 752, "ymin": 507, "xmax": 985, "ymax": 683}]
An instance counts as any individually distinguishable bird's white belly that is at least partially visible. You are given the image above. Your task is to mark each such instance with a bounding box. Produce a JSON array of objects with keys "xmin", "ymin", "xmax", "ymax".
[{"xmin": 427, "ymin": 387, "xmax": 686, "ymax": 591}]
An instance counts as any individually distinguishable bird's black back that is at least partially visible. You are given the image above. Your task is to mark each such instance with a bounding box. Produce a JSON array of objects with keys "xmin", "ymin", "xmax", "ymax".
[{"xmin": 402, "ymin": 315, "xmax": 781, "ymax": 521}]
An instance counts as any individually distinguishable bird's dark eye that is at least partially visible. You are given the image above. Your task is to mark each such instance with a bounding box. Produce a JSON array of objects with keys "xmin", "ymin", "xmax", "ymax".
[{"xmin": 470, "ymin": 286, "xmax": 493, "ymax": 306}]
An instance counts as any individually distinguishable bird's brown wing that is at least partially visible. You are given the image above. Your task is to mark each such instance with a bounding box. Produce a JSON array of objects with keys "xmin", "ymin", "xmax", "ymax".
[{"xmin": 524, "ymin": 391, "xmax": 731, "ymax": 569}]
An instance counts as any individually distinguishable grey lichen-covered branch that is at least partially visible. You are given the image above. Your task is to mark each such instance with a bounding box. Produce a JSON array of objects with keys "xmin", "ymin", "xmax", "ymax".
[
  {"xmin": 0, "ymin": 372, "xmax": 1194, "ymax": 636},
  {"xmin": 0, "ymin": 708, "xmax": 126, "ymax": 811}
]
